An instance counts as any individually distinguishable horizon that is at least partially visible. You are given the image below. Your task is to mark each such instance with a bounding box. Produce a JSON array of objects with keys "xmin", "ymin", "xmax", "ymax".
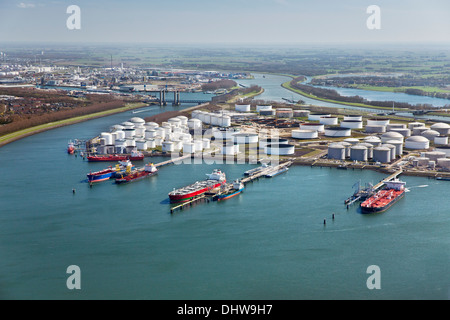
[{"xmin": 0, "ymin": 0, "xmax": 449, "ymax": 45}]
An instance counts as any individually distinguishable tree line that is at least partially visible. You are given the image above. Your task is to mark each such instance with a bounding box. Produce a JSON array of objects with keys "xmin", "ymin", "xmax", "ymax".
[{"xmin": 289, "ymin": 77, "xmax": 438, "ymax": 110}]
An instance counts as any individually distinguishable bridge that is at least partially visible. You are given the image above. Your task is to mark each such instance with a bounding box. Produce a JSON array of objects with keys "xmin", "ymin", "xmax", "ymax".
[{"xmin": 146, "ymin": 90, "xmax": 211, "ymax": 106}]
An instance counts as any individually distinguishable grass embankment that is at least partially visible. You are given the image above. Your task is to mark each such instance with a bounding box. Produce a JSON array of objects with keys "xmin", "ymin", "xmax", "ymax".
[
  {"xmin": 350, "ymin": 84, "xmax": 450, "ymax": 94},
  {"xmin": 281, "ymin": 80, "xmax": 399, "ymax": 111},
  {"xmin": 227, "ymin": 87, "xmax": 264, "ymax": 103},
  {"xmin": 0, "ymin": 102, "xmax": 146, "ymax": 147}
]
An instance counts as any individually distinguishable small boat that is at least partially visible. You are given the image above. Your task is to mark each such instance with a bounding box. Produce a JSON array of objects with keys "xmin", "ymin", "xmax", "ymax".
[
  {"xmin": 67, "ymin": 142, "xmax": 75, "ymax": 155},
  {"xmin": 265, "ymin": 166, "xmax": 289, "ymax": 178},
  {"xmin": 115, "ymin": 163, "xmax": 158, "ymax": 184},
  {"xmin": 216, "ymin": 180, "xmax": 244, "ymax": 201},
  {"xmin": 436, "ymin": 176, "xmax": 450, "ymax": 181}
]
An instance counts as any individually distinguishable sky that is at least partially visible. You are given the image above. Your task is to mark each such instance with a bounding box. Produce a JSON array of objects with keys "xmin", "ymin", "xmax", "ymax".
[{"xmin": 0, "ymin": 0, "xmax": 449, "ymax": 44}]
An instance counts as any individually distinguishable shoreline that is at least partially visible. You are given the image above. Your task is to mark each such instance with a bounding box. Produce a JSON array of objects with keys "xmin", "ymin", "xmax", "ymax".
[{"xmin": 0, "ymin": 102, "xmax": 147, "ymax": 148}]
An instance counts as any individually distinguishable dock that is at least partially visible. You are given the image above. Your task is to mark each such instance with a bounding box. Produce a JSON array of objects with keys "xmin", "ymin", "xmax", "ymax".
[
  {"xmin": 372, "ymin": 169, "xmax": 403, "ymax": 191},
  {"xmin": 154, "ymin": 154, "xmax": 192, "ymax": 168},
  {"xmin": 344, "ymin": 169, "xmax": 403, "ymax": 207},
  {"xmin": 170, "ymin": 160, "xmax": 293, "ymax": 214},
  {"xmin": 241, "ymin": 161, "xmax": 293, "ymax": 185}
]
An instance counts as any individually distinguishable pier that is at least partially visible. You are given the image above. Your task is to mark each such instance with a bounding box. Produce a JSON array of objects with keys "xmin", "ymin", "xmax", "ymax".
[
  {"xmin": 344, "ymin": 169, "xmax": 403, "ymax": 206},
  {"xmin": 372, "ymin": 169, "xmax": 403, "ymax": 191},
  {"xmin": 241, "ymin": 161, "xmax": 293, "ymax": 185},
  {"xmin": 170, "ymin": 160, "xmax": 293, "ymax": 214}
]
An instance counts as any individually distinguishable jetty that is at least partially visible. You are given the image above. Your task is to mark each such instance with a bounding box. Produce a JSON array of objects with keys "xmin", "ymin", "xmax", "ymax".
[
  {"xmin": 170, "ymin": 160, "xmax": 293, "ymax": 214},
  {"xmin": 344, "ymin": 169, "xmax": 403, "ymax": 206}
]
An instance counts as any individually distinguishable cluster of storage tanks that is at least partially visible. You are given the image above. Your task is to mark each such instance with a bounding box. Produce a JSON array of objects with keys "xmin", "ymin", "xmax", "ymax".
[
  {"xmin": 191, "ymin": 110, "xmax": 231, "ymax": 127},
  {"xmin": 213, "ymin": 127, "xmax": 295, "ymax": 156},
  {"xmin": 325, "ymin": 118, "xmax": 450, "ymax": 167},
  {"xmin": 97, "ymin": 116, "xmax": 211, "ymax": 155},
  {"xmin": 292, "ymin": 114, "xmax": 365, "ymax": 140}
]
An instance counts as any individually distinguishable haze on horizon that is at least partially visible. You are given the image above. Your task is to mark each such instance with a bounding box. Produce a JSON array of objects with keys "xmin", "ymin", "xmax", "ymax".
[{"xmin": 0, "ymin": 0, "xmax": 449, "ymax": 45}]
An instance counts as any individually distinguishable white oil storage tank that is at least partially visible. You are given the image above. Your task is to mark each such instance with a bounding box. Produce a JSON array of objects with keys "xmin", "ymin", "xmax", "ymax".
[
  {"xmin": 293, "ymin": 110, "xmax": 310, "ymax": 118},
  {"xmin": 431, "ymin": 123, "xmax": 450, "ymax": 135},
  {"xmin": 145, "ymin": 130, "xmax": 157, "ymax": 139},
  {"xmin": 327, "ymin": 143, "xmax": 346, "ymax": 160},
  {"xmin": 405, "ymin": 136, "xmax": 430, "ymax": 150},
  {"xmin": 176, "ymin": 116, "xmax": 188, "ymax": 126},
  {"xmin": 100, "ymin": 132, "xmax": 113, "ymax": 145},
  {"xmin": 434, "ymin": 136, "xmax": 449, "ymax": 145},
  {"xmin": 162, "ymin": 141, "xmax": 174, "ymax": 152},
  {"xmin": 146, "ymin": 139, "xmax": 156, "ymax": 149},
  {"xmin": 145, "ymin": 122, "xmax": 159, "ymax": 130},
  {"xmin": 292, "ymin": 130, "xmax": 318, "ymax": 140},
  {"xmin": 264, "ymin": 144, "xmax": 295, "ymax": 155},
  {"xmin": 437, "ymin": 158, "xmax": 450, "ymax": 169},
  {"xmin": 259, "ymin": 138, "xmax": 288, "ymax": 149},
  {"xmin": 387, "ymin": 123, "xmax": 406, "ymax": 131},
  {"xmin": 365, "ymin": 125, "xmax": 386, "ymax": 134},
  {"xmin": 308, "ymin": 113, "xmax": 330, "ymax": 121},
  {"xmin": 202, "ymin": 138, "xmax": 211, "ymax": 150},
  {"xmin": 123, "ymin": 128, "xmax": 136, "ymax": 139},
  {"xmin": 168, "ymin": 117, "xmax": 181, "ymax": 128},
  {"xmin": 182, "ymin": 142, "xmax": 195, "ymax": 154},
  {"xmin": 343, "ymin": 115, "xmax": 363, "ymax": 122},
  {"xmin": 235, "ymin": 104, "xmax": 251, "ymax": 112},
  {"xmin": 408, "ymin": 122, "xmax": 425, "ymax": 130},
  {"xmin": 350, "ymin": 145, "xmax": 368, "ymax": 162},
  {"xmin": 389, "ymin": 128, "xmax": 411, "ymax": 137},
  {"xmin": 232, "ymin": 133, "xmax": 259, "ymax": 145},
  {"xmin": 341, "ymin": 120, "xmax": 363, "ymax": 129},
  {"xmin": 422, "ymin": 129, "xmax": 440, "ymax": 141},
  {"xmin": 424, "ymin": 151, "xmax": 447, "ymax": 162},
  {"xmin": 319, "ymin": 116, "xmax": 338, "ymax": 125},
  {"xmin": 386, "ymin": 140, "xmax": 404, "ymax": 157},
  {"xmin": 372, "ymin": 146, "xmax": 391, "ymax": 163},
  {"xmin": 220, "ymin": 116, "xmax": 231, "ymax": 127},
  {"xmin": 188, "ymin": 118, "xmax": 203, "ymax": 130},
  {"xmin": 366, "ymin": 118, "xmax": 390, "ymax": 126},
  {"xmin": 324, "ymin": 127, "xmax": 351, "ymax": 137},
  {"xmin": 300, "ymin": 123, "xmax": 325, "ymax": 132},
  {"xmin": 135, "ymin": 140, "xmax": 148, "ymax": 151},
  {"xmin": 381, "ymin": 131, "xmax": 404, "ymax": 143},
  {"xmin": 381, "ymin": 144, "xmax": 396, "ymax": 160},
  {"xmin": 256, "ymin": 105, "xmax": 272, "ymax": 112}
]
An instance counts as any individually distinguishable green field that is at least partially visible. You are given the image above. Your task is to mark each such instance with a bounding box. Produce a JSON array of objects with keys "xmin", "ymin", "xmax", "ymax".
[{"xmin": 0, "ymin": 102, "xmax": 146, "ymax": 146}]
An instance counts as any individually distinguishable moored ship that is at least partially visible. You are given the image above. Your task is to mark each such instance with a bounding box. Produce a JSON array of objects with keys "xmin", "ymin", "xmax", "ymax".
[
  {"xmin": 115, "ymin": 163, "xmax": 158, "ymax": 184},
  {"xmin": 87, "ymin": 149, "xmax": 145, "ymax": 162},
  {"xmin": 169, "ymin": 169, "xmax": 226, "ymax": 203},
  {"xmin": 215, "ymin": 180, "xmax": 244, "ymax": 201},
  {"xmin": 360, "ymin": 179, "xmax": 406, "ymax": 214},
  {"xmin": 67, "ymin": 142, "xmax": 75, "ymax": 154},
  {"xmin": 87, "ymin": 160, "xmax": 135, "ymax": 183},
  {"xmin": 87, "ymin": 154, "xmax": 128, "ymax": 162}
]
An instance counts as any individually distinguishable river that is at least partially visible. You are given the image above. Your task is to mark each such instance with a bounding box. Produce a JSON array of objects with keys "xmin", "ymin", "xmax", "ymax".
[
  {"xmin": 236, "ymin": 74, "xmax": 450, "ymax": 122},
  {"xmin": 0, "ymin": 74, "xmax": 449, "ymax": 300}
]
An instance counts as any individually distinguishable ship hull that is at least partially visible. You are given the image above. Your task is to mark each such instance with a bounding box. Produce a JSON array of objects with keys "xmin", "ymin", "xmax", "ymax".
[
  {"xmin": 361, "ymin": 190, "xmax": 405, "ymax": 214},
  {"xmin": 87, "ymin": 169, "xmax": 115, "ymax": 183},
  {"xmin": 216, "ymin": 188, "xmax": 244, "ymax": 201},
  {"xmin": 87, "ymin": 155, "xmax": 128, "ymax": 162},
  {"xmin": 169, "ymin": 182, "xmax": 223, "ymax": 203},
  {"xmin": 115, "ymin": 171, "xmax": 157, "ymax": 184}
]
